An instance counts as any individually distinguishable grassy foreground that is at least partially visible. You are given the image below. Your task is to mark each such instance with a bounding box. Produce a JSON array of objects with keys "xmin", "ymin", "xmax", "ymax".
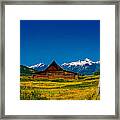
[{"xmin": 20, "ymin": 75, "xmax": 100, "ymax": 100}]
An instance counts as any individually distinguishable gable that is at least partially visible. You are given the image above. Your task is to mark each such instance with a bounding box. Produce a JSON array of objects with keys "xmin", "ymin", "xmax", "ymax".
[
  {"xmin": 44, "ymin": 61, "xmax": 63, "ymax": 71},
  {"xmin": 46, "ymin": 66, "xmax": 58, "ymax": 71}
]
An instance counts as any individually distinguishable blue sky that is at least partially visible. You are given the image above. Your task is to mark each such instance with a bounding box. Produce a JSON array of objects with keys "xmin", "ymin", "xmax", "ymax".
[{"xmin": 20, "ymin": 20, "xmax": 100, "ymax": 66}]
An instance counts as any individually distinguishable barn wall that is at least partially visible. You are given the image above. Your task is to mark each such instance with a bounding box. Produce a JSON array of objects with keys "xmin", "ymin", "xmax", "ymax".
[{"xmin": 33, "ymin": 71, "xmax": 76, "ymax": 79}]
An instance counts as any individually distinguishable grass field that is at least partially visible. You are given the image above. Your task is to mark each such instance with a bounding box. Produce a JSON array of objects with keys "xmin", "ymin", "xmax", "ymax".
[{"xmin": 20, "ymin": 75, "xmax": 100, "ymax": 100}]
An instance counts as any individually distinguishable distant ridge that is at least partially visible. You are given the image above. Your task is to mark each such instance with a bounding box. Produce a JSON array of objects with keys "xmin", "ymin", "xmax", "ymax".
[
  {"xmin": 61, "ymin": 58, "xmax": 100, "ymax": 75},
  {"xmin": 20, "ymin": 65, "xmax": 38, "ymax": 76},
  {"xmin": 28, "ymin": 58, "xmax": 100, "ymax": 75}
]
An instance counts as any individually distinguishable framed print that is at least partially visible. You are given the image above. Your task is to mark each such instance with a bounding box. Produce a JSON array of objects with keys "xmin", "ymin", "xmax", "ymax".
[{"xmin": 0, "ymin": 0, "xmax": 119, "ymax": 119}]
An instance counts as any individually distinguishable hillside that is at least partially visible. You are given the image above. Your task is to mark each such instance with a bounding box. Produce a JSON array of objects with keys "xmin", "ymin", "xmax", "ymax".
[{"xmin": 20, "ymin": 65, "xmax": 38, "ymax": 76}]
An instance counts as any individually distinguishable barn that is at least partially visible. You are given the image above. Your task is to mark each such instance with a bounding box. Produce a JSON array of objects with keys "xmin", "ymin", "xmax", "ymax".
[{"xmin": 33, "ymin": 61, "xmax": 78, "ymax": 79}]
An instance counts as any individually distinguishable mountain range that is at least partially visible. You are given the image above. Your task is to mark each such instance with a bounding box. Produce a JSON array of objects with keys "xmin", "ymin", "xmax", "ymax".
[{"xmin": 28, "ymin": 58, "xmax": 100, "ymax": 75}]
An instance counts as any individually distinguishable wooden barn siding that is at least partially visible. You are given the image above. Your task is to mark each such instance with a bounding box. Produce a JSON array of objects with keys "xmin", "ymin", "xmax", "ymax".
[{"xmin": 33, "ymin": 72, "xmax": 76, "ymax": 79}]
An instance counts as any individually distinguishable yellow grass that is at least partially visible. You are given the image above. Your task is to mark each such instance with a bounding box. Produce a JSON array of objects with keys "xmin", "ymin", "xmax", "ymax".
[{"xmin": 20, "ymin": 75, "xmax": 100, "ymax": 100}]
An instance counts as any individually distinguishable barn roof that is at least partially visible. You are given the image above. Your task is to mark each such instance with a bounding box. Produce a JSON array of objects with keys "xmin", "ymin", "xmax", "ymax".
[{"xmin": 44, "ymin": 60, "xmax": 63, "ymax": 71}]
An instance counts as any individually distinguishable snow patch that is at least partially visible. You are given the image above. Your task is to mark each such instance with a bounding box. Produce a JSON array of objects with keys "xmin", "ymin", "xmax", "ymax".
[
  {"xmin": 62, "ymin": 58, "xmax": 100, "ymax": 67},
  {"xmin": 29, "ymin": 63, "xmax": 45, "ymax": 69}
]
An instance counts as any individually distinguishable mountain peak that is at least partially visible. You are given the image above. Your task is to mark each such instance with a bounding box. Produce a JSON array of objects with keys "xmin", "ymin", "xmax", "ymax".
[
  {"xmin": 29, "ymin": 63, "xmax": 46, "ymax": 69},
  {"xmin": 62, "ymin": 58, "xmax": 95, "ymax": 67},
  {"xmin": 61, "ymin": 59, "xmax": 100, "ymax": 75},
  {"xmin": 84, "ymin": 58, "xmax": 91, "ymax": 62}
]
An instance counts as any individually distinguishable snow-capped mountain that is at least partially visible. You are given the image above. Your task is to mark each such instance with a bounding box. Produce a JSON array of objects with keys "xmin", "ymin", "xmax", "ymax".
[
  {"xmin": 28, "ymin": 58, "xmax": 100, "ymax": 75},
  {"xmin": 62, "ymin": 58, "xmax": 99, "ymax": 67},
  {"xmin": 29, "ymin": 63, "xmax": 47, "ymax": 71},
  {"xmin": 61, "ymin": 58, "xmax": 100, "ymax": 75}
]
